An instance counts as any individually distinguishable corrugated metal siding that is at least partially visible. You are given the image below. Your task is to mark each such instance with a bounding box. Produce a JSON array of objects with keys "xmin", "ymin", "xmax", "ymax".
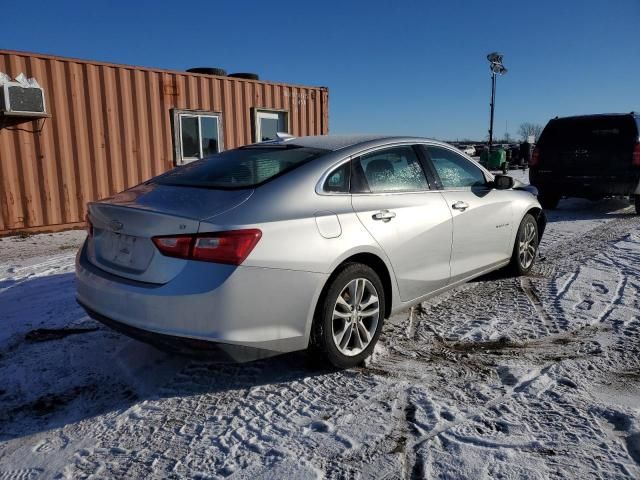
[{"xmin": 0, "ymin": 50, "xmax": 329, "ymax": 234}]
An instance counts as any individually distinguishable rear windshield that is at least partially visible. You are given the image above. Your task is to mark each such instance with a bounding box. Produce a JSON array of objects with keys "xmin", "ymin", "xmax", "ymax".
[
  {"xmin": 155, "ymin": 145, "xmax": 328, "ymax": 189},
  {"xmin": 538, "ymin": 116, "xmax": 638, "ymax": 149}
]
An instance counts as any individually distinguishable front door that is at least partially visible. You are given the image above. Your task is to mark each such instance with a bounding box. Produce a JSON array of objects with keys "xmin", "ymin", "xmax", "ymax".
[
  {"xmin": 350, "ymin": 145, "xmax": 453, "ymax": 302},
  {"xmin": 423, "ymin": 145, "xmax": 514, "ymax": 282}
]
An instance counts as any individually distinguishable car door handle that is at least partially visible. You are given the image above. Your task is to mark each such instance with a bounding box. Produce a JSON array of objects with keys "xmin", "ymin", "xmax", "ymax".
[
  {"xmin": 452, "ymin": 201, "xmax": 469, "ymax": 211},
  {"xmin": 372, "ymin": 210, "xmax": 396, "ymax": 221}
]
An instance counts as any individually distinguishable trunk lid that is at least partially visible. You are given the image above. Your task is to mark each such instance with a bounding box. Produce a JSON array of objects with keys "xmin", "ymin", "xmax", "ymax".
[{"xmin": 86, "ymin": 183, "xmax": 253, "ymax": 283}]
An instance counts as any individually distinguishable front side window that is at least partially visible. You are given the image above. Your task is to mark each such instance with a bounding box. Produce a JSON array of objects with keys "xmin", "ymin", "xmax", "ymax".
[
  {"xmin": 175, "ymin": 111, "xmax": 222, "ymax": 165},
  {"xmin": 352, "ymin": 146, "xmax": 428, "ymax": 193},
  {"xmin": 156, "ymin": 145, "xmax": 328, "ymax": 189},
  {"xmin": 425, "ymin": 146, "xmax": 487, "ymax": 189}
]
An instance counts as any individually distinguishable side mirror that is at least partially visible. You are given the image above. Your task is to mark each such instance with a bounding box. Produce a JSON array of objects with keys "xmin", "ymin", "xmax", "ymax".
[{"xmin": 493, "ymin": 175, "xmax": 514, "ymax": 190}]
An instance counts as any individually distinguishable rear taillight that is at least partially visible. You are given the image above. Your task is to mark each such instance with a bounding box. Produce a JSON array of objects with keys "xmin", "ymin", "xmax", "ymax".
[
  {"xmin": 530, "ymin": 147, "xmax": 540, "ymax": 167},
  {"xmin": 152, "ymin": 229, "xmax": 262, "ymax": 265},
  {"xmin": 633, "ymin": 143, "xmax": 640, "ymax": 167},
  {"xmin": 153, "ymin": 236, "xmax": 192, "ymax": 258},
  {"xmin": 85, "ymin": 213, "xmax": 93, "ymax": 237}
]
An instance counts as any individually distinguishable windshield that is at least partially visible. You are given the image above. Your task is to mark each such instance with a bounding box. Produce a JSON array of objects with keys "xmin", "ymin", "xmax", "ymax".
[{"xmin": 155, "ymin": 145, "xmax": 329, "ymax": 189}]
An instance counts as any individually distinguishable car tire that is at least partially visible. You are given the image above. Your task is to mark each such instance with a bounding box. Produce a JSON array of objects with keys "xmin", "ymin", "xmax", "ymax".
[
  {"xmin": 311, "ymin": 263, "xmax": 385, "ymax": 369},
  {"xmin": 509, "ymin": 213, "xmax": 539, "ymax": 276},
  {"xmin": 538, "ymin": 191, "xmax": 560, "ymax": 209},
  {"xmin": 635, "ymin": 195, "xmax": 640, "ymax": 215}
]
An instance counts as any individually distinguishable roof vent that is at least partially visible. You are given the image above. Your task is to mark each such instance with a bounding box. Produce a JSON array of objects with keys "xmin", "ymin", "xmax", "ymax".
[{"xmin": 186, "ymin": 67, "xmax": 227, "ymax": 76}]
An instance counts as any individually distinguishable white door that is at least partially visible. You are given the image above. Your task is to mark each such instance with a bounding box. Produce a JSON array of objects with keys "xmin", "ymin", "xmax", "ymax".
[
  {"xmin": 424, "ymin": 145, "xmax": 515, "ymax": 282},
  {"xmin": 350, "ymin": 145, "xmax": 453, "ymax": 301}
]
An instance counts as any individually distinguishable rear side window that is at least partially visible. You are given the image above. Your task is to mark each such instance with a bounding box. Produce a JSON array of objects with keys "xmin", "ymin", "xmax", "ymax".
[
  {"xmin": 538, "ymin": 116, "xmax": 638, "ymax": 149},
  {"xmin": 426, "ymin": 146, "xmax": 487, "ymax": 189},
  {"xmin": 155, "ymin": 146, "xmax": 328, "ymax": 189},
  {"xmin": 323, "ymin": 163, "xmax": 351, "ymax": 193},
  {"xmin": 352, "ymin": 146, "xmax": 428, "ymax": 193}
]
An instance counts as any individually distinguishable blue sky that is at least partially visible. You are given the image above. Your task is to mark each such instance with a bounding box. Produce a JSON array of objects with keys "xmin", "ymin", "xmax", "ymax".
[{"xmin": 2, "ymin": 0, "xmax": 638, "ymax": 140}]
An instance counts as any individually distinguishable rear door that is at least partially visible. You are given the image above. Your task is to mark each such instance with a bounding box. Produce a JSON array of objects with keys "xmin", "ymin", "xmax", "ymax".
[
  {"xmin": 422, "ymin": 145, "xmax": 514, "ymax": 282},
  {"xmin": 350, "ymin": 145, "xmax": 453, "ymax": 302}
]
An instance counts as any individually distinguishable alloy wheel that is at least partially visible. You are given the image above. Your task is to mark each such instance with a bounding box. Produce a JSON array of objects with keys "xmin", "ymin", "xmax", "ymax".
[
  {"xmin": 331, "ymin": 278, "xmax": 380, "ymax": 357},
  {"xmin": 518, "ymin": 221, "xmax": 538, "ymax": 269}
]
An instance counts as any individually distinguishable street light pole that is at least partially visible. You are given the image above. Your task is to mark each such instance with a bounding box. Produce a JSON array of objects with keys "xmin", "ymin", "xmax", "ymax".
[
  {"xmin": 486, "ymin": 52, "xmax": 507, "ymax": 154},
  {"xmin": 488, "ymin": 70, "xmax": 497, "ymax": 152}
]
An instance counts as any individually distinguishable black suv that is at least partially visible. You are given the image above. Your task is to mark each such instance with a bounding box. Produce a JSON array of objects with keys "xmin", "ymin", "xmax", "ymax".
[{"xmin": 529, "ymin": 113, "xmax": 640, "ymax": 213}]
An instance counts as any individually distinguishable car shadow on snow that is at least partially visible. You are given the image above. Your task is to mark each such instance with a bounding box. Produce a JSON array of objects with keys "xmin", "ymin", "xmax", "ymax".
[
  {"xmin": 543, "ymin": 197, "xmax": 633, "ymax": 222},
  {"xmin": 0, "ymin": 273, "xmax": 337, "ymax": 443}
]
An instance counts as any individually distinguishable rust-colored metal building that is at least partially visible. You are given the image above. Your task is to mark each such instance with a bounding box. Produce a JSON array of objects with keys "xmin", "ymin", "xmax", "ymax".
[{"xmin": 0, "ymin": 50, "xmax": 329, "ymax": 235}]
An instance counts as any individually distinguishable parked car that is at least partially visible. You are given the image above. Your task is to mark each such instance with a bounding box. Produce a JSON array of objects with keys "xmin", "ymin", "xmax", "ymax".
[
  {"xmin": 473, "ymin": 144, "xmax": 487, "ymax": 159},
  {"xmin": 76, "ymin": 135, "xmax": 546, "ymax": 368},
  {"xmin": 457, "ymin": 144, "xmax": 476, "ymax": 156},
  {"xmin": 530, "ymin": 113, "xmax": 640, "ymax": 212}
]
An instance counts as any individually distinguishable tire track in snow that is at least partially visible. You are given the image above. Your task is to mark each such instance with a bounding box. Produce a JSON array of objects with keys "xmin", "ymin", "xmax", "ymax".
[{"xmin": 2, "ymin": 204, "xmax": 640, "ymax": 478}]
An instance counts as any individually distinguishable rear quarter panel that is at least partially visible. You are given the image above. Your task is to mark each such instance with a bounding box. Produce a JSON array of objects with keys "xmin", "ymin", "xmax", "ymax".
[{"xmin": 196, "ymin": 162, "xmax": 403, "ymax": 322}]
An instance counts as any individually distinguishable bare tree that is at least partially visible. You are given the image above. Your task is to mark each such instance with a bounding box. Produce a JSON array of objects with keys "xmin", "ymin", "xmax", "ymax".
[{"xmin": 517, "ymin": 123, "xmax": 543, "ymax": 141}]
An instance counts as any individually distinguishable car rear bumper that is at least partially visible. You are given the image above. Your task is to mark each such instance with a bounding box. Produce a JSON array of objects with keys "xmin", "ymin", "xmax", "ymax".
[
  {"xmin": 78, "ymin": 303, "xmax": 281, "ymax": 362},
  {"xmin": 75, "ymin": 242, "xmax": 327, "ymax": 357},
  {"xmin": 530, "ymin": 171, "xmax": 640, "ymax": 197}
]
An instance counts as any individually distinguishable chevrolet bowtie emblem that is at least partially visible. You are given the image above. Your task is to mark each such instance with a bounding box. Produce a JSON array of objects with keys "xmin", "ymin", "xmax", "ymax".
[{"xmin": 109, "ymin": 220, "xmax": 124, "ymax": 231}]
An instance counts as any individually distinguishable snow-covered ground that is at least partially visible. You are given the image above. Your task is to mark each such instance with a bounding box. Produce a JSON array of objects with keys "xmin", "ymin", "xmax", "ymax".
[{"xmin": 1, "ymin": 171, "xmax": 640, "ymax": 479}]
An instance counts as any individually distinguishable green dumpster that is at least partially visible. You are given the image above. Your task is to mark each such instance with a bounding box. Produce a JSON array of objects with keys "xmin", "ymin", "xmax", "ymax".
[{"xmin": 479, "ymin": 148, "xmax": 506, "ymax": 170}]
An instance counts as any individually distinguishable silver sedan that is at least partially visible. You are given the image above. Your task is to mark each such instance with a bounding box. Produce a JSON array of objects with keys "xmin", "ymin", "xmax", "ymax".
[{"xmin": 76, "ymin": 135, "xmax": 545, "ymax": 368}]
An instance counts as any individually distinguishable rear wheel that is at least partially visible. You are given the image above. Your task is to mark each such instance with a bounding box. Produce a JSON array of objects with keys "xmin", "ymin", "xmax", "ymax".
[
  {"xmin": 538, "ymin": 190, "xmax": 560, "ymax": 209},
  {"xmin": 311, "ymin": 264, "xmax": 385, "ymax": 368},
  {"xmin": 509, "ymin": 214, "xmax": 539, "ymax": 276},
  {"xmin": 635, "ymin": 195, "xmax": 640, "ymax": 215}
]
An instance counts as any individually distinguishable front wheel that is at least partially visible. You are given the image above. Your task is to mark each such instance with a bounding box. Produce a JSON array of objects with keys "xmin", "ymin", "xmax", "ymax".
[
  {"xmin": 311, "ymin": 264, "xmax": 385, "ymax": 368},
  {"xmin": 509, "ymin": 213, "xmax": 539, "ymax": 276}
]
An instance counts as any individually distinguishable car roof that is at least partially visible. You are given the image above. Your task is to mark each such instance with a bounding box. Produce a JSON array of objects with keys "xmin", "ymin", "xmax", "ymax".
[
  {"xmin": 550, "ymin": 112, "xmax": 638, "ymax": 121},
  {"xmin": 284, "ymin": 134, "xmax": 443, "ymax": 152}
]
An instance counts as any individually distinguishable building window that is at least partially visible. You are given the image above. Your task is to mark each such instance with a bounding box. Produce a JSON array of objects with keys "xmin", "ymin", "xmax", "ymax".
[
  {"xmin": 173, "ymin": 110, "xmax": 223, "ymax": 165},
  {"xmin": 253, "ymin": 109, "xmax": 289, "ymax": 142}
]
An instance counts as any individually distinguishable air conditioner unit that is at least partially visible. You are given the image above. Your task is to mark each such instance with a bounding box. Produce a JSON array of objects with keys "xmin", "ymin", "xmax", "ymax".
[{"xmin": 0, "ymin": 82, "xmax": 47, "ymax": 116}]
